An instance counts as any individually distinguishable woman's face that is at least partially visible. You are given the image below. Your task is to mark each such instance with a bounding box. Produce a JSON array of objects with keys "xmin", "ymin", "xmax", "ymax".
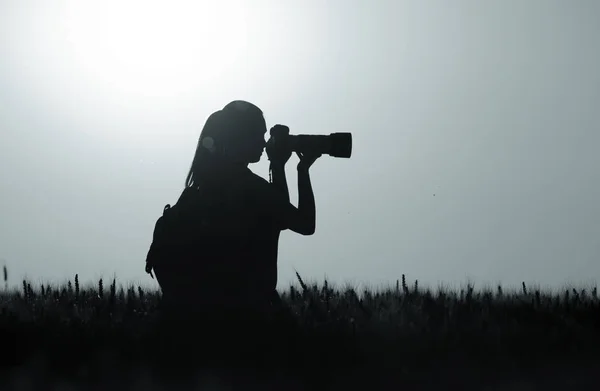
[{"xmin": 227, "ymin": 116, "xmax": 267, "ymax": 165}]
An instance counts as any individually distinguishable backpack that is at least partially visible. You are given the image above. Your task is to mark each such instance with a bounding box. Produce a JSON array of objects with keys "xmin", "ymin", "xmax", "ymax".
[
  {"xmin": 144, "ymin": 186, "xmax": 206, "ymax": 292},
  {"xmin": 144, "ymin": 202, "xmax": 180, "ymax": 290},
  {"xmin": 144, "ymin": 185, "xmax": 251, "ymax": 299}
]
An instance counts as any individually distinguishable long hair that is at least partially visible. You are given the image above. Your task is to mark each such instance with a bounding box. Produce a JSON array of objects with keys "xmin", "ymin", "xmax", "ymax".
[{"xmin": 185, "ymin": 100, "xmax": 264, "ymax": 190}]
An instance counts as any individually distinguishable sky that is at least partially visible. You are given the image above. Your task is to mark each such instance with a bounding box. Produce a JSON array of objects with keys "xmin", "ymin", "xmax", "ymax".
[{"xmin": 1, "ymin": 0, "xmax": 599, "ymax": 293}]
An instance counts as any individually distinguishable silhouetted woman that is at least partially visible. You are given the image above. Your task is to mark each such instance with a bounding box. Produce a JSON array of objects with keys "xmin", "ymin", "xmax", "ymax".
[{"xmin": 150, "ymin": 101, "xmax": 320, "ymax": 360}]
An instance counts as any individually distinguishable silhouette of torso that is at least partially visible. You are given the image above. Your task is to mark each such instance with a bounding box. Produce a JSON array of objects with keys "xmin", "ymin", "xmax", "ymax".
[{"xmin": 164, "ymin": 166, "xmax": 286, "ymax": 314}]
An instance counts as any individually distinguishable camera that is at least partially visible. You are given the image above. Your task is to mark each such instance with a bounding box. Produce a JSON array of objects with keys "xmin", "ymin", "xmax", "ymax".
[{"xmin": 267, "ymin": 125, "xmax": 352, "ymax": 158}]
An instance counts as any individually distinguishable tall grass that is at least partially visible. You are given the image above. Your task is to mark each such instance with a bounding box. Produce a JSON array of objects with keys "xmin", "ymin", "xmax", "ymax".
[{"xmin": 1, "ymin": 268, "xmax": 600, "ymax": 389}]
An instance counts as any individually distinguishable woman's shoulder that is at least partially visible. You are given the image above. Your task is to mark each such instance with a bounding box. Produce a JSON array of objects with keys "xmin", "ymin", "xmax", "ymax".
[
  {"xmin": 240, "ymin": 169, "xmax": 272, "ymax": 191},
  {"xmin": 237, "ymin": 169, "xmax": 288, "ymax": 207}
]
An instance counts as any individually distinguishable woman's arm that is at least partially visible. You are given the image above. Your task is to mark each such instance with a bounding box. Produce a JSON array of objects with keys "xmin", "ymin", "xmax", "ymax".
[
  {"xmin": 295, "ymin": 165, "xmax": 316, "ymax": 235},
  {"xmin": 267, "ymin": 152, "xmax": 320, "ymax": 236}
]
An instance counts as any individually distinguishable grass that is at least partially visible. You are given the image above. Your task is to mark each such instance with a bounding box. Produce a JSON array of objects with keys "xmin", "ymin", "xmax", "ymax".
[{"xmin": 1, "ymin": 265, "xmax": 600, "ymax": 390}]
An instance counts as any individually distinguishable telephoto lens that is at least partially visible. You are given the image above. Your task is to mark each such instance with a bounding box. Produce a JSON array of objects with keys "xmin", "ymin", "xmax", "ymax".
[{"xmin": 287, "ymin": 133, "xmax": 352, "ymax": 158}]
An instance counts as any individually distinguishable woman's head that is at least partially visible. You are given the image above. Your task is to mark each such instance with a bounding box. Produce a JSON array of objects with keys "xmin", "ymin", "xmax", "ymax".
[
  {"xmin": 220, "ymin": 100, "xmax": 267, "ymax": 163},
  {"xmin": 186, "ymin": 100, "xmax": 267, "ymax": 188}
]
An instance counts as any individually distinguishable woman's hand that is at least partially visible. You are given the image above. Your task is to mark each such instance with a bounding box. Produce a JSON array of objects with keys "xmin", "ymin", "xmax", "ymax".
[
  {"xmin": 296, "ymin": 151, "xmax": 321, "ymax": 171},
  {"xmin": 266, "ymin": 125, "xmax": 292, "ymax": 167}
]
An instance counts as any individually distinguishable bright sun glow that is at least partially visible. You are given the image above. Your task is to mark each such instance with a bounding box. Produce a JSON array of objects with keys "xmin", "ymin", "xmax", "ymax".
[{"xmin": 64, "ymin": 0, "xmax": 248, "ymax": 97}]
